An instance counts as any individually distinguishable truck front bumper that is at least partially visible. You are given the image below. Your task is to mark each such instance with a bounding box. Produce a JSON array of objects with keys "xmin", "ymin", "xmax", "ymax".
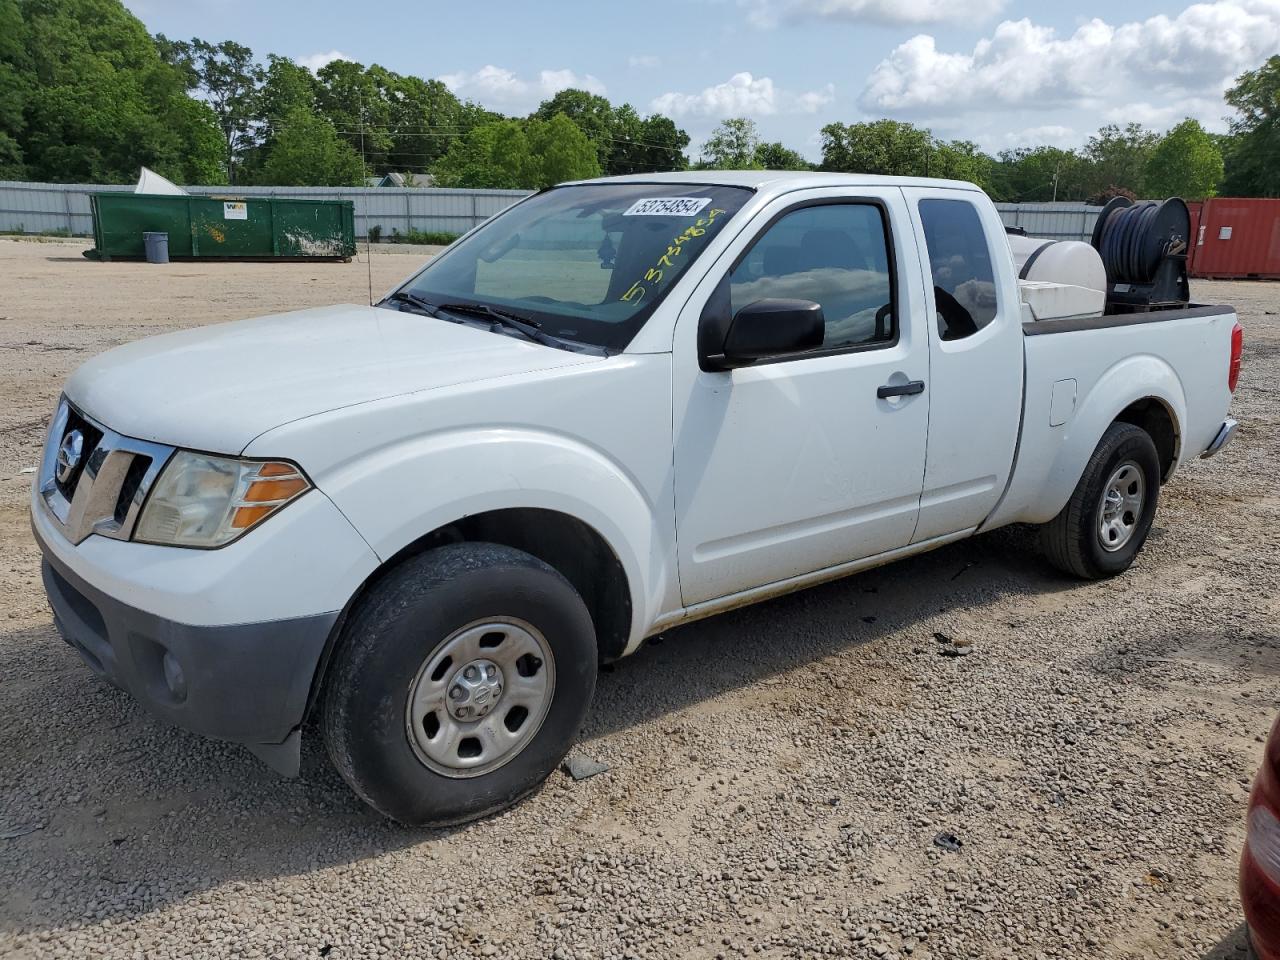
[{"xmin": 31, "ymin": 486, "xmax": 381, "ymax": 775}]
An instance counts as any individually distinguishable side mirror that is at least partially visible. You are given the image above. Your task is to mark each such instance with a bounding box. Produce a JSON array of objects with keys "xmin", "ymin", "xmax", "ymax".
[{"xmin": 719, "ymin": 299, "xmax": 824, "ymax": 367}]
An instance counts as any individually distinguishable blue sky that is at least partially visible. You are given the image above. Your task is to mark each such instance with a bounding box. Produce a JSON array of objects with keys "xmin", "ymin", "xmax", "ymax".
[{"xmin": 123, "ymin": 0, "xmax": 1280, "ymax": 160}]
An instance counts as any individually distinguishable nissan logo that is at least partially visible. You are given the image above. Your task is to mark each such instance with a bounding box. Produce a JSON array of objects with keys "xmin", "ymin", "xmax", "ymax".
[{"xmin": 55, "ymin": 429, "xmax": 84, "ymax": 485}]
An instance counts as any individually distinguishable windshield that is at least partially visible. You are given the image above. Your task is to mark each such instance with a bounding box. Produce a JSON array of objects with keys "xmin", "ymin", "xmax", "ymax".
[{"xmin": 392, "ymin": 183, "xmax": 753, "ymax": 351}]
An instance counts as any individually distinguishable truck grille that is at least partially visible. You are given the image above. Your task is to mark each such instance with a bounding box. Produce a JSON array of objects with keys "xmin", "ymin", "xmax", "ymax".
[{"xmin": 38, "ymin": 399, "xmax": 175, "ymax": 545}]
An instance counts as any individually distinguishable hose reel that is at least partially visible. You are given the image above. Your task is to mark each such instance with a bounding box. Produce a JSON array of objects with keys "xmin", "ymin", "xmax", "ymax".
[{"xmin": 1090, "ymin": 197, "xmax": 1191, "ymax": 312}]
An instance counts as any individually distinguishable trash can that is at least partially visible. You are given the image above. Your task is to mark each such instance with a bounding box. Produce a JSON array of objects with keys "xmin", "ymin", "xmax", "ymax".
[{"xmin": 143, "ymin": 231, "xmax": 169, "ymax": 264}]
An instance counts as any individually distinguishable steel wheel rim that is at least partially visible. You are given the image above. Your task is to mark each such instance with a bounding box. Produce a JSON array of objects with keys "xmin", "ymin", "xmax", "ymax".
[
  {"xmin": 1098, "ymin": 460, "xmax": 1145, "ymax": 552},
  {"xmin": 406, "ymin": 617, "xmax": 555, "ymax": 779}
]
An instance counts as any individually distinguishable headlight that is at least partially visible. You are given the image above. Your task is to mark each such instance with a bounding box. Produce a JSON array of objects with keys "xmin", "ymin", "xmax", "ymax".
[{"xmin": 134, "ymin": 452, "xmax": 311, "ymax": 548}]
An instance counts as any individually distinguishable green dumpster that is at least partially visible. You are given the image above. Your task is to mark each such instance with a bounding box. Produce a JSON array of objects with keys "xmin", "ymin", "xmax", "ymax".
[{"xmin": 87, "ymin": 194, "xmax": 356, "ymax": 262}]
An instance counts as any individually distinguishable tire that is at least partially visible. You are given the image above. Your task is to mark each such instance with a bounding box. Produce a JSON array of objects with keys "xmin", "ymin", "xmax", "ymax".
[
  {"xmin": 1040, "ymin": 422, "xmax": 1162, "ymax": 580},
  {"xmin": 322, "ymin": 542, "xmax": 597, "ymax": 825}
]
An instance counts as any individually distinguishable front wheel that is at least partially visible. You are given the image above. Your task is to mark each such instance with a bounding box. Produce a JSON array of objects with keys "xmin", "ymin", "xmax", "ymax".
[
  {"xmin": 322, "ymin": 543, "xmax": 597, "ymax": 825},
  {"xmin": 1040, "ymin": 422, "xmax": 1162, "ymax": 580}
]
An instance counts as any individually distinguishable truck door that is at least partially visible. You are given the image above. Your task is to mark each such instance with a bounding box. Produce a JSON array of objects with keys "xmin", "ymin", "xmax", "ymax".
[
  {"xmin": 901, "ymin": 188, "xmax": 1024, "ymax": 542},
  {"xmin": 671, "ymin": 188, "xmax": 931, "ymax": 607}
]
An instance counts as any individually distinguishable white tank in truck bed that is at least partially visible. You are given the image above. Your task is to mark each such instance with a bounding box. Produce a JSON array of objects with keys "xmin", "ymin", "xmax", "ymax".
[{"xmin": 1008, "ymin": 235, "xmax": 1107, "ymax": 322}]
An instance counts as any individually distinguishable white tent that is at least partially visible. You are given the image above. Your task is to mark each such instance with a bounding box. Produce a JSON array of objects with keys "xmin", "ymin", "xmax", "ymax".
[{"xmin": 134, "ymin": 167, "xmax": 188, "ymax": 196}]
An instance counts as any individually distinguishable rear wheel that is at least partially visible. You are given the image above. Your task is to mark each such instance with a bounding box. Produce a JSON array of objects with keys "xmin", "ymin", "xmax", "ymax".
[
  {"xmin": 322, "ymin": 543, "xmax": 597, "ymax": 825},
  {"xmin": 1040, "ymin": 422, "xmax": 1161, "ymax": 580}
]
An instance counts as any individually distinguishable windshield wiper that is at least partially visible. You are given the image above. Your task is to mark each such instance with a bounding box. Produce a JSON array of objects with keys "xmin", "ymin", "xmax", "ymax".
[
  {"xmin": 434, "ymin": 302, "xmax": 598, "ymax": 354},
  {"xmin": 382, "ymin": 290, "xmax": 463, "ymax": 321}
]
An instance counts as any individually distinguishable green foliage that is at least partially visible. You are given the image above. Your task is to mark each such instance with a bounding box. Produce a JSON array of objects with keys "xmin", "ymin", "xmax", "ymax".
[
  {"xmin": 9, "ymin": 0, "xmax": 225, "ymax": 183},
  {"xmin": 534, "ymin": 88, "xmax": 614, "ymax": 168},
  {"xmin": 1144, "ymin": 119, "xmax": 1222, "ymax": 200},
  {"xmin": 1222, "ymin": 56, "xmax": 1280, "ymax": 197},
  {"xmin": 820, "ymin": 119, "xmax": 931, "ymax": 175},
  {"xmin": 0, "ymin": 0, "xmax": 29, "ymax": 178},
  {"xmin": 385, "ymin": 228, "xmax": 460, "ymax": 245},
  {"xmin": 163, "ymin": 37, "xmax": 263, "ymax": 183},
  {"xmin": 433, "ymin": 115, "xmax": 599, "ymax": 189},
  {"xmin": 526, "ymin": 113, "xmax": 601, "ymax": 186},
  {"xmin": 605, "ymin": 104, "xmax": 688, "ymax": 175},
  {"xmin": 700, "ymin": 118, "xmax": 762, "ymax": 169},
  {"xmin": 1082, "ymin": 123, "xmax": 1157, "ymax": 197},
  {"xmin": 989, "ymin": 147, "xmax": 1086, "ymax": 202},
  {"xmin": 259, "ymin": 108, "xmax": 366, "ymax": 186},
  {"xmin": 929, "ymin": 140, "xmax": 992, "ymax": 189},
  {"xmin": 753, "ymin": 141, "xmax": 811, "ymax": 171},
  {"xmin": 433, "ymin": 120, "xmax": 535, "ymax": 189},
  {"xmin": 9, "ymin": 0, "xmax": 1280, "ymax": 207},
  {"xmin": 819, "ymin": 120, "xmax": 991, "ymax": 189},
  {"xmin": 534, "ymin": 89, "xmax": 687, "ymax": 175}
]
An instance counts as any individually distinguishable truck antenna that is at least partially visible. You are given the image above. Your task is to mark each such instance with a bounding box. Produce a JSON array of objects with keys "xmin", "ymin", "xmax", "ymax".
[{"xmin": 359, "ymin": 91, "xmax": 373, "ymax": 306}]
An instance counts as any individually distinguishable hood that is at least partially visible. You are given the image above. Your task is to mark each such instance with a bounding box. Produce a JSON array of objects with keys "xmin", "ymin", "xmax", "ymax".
[{"xmin": 66, "ymin": 304, "xmax": 598, "ymax": 453}]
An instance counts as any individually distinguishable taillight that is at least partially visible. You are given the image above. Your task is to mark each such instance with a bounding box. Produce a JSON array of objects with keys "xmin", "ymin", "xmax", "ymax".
[
  {"xmin": 1243, "ymin": 715, "xmax": 1280, "ymax": 960},
  {"xmin": 1229, "ymin": 321, "xmax": 1243, "ymax": 393}
]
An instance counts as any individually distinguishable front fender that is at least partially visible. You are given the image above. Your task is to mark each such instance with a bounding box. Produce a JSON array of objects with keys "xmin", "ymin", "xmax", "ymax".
[{"xmin": 308, "ymin": 427, "xmax": 671, "ymax": 655}]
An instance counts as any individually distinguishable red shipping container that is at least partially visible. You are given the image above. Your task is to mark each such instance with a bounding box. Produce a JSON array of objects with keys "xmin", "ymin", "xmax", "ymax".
[{"xmin": 1191, "ymin": 197, "xmax": 1280, "ymax": 280}]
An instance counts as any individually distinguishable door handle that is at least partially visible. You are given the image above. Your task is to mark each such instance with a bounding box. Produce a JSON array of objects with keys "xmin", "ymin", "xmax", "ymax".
[{"xmin": 877, "ymin": 380, "xmax": 926, "ymax": 399}]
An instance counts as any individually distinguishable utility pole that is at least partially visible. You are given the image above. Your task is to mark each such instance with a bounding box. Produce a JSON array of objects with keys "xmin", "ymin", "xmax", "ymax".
[{"xmin": 1052, "ymin": 159, "xmax": 1061, "ymax": 202}]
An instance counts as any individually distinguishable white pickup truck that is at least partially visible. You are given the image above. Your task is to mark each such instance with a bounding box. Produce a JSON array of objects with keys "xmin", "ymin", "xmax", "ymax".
[{"xmin": 32, "ymin": 172, "xmax": 1241, "ymax": 824}]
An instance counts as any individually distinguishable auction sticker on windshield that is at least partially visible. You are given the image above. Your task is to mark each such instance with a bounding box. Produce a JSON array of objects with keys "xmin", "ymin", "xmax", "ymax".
[{"xmin": 623, "ymin": 197, "xmax": 713, "ymax": 217}]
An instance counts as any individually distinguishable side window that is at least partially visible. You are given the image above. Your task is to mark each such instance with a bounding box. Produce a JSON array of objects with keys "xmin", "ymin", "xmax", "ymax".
[
  {"xmin": 730, "ymin": 203, "xmax": 895, "ymax": 352},
  {"xmin": 917, "ymin": 199, "xmax": 998, "ymax": 341}
]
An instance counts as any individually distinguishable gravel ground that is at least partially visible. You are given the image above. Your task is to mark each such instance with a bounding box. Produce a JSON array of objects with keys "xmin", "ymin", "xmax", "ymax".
[{"xmin": 0, "ymin": 236, "xmax": 1277, "ymax": 960}]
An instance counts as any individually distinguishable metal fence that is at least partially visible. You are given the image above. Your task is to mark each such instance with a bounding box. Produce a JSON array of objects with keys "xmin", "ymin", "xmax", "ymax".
[
  {"xmin": 1, "ymin": 180, "xmax": 1103, "ymax": 243},
  {"xmin": 0, "ymin": 180, "xmax": 532, "ymax": 238},
  {"xmin": 994, "ymin": 202, "xmax": 1103, "ymax": 242}
]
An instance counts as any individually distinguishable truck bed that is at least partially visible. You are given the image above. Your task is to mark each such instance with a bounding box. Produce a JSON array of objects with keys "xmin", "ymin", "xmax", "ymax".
[{"xmin": 987, "ymin": 303, "xmax": 1239, "ymax": 530}]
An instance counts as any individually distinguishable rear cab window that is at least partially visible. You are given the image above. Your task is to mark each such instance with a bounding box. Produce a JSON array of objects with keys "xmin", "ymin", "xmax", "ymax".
[{"xmin": 917, "ymin": 198, "xmax": 999, "ymax": 341}]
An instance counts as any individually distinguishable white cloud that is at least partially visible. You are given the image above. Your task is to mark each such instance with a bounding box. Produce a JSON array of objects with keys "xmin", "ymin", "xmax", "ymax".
[
  {"xmin": 794, "ymin": 83, "xmax": 836, "ymax": 114},
  {"xmin": 628, "ymin": 54, "xmax": 661, "ymax": 69},
  {"xmin": 747, "ymin": 0, "xmax": 1006, "ymax": 27},
  {"xmin": 1102, "ymin": 98, "xmax": 1231, "ymax": 133},
  {"xmin": 1000, "ymin": 125, "xmax": 1078, "ymax": 149},
  {"xmin": 438, "ymin": 65, "xmax": 606, "ymax": 108},
  {"xmin": 295, "ymin": 50, "xmax": 350, "ymax": 73},
  {"xmin": 650, "ymin": 72, "xmax": 836, "ymax": 118},
  {"xmin": 860, "ymin": 0, "xmax": 1280, "ymax": 117}
]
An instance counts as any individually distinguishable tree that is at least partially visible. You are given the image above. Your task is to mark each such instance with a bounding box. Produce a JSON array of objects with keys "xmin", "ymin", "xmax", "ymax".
[
  {"xmin": 526, "ymin": 113, "xmax": 601, "ymax": 186},
  {"xmin": 164, "ymin": 38, "xmax": 263, "ymax": 183},
  {"xmin": 432, "ymin": 120, "xmax": 536, "ymax": 189},
  {"xmin": 1086, "ymin": 185, "xmax": 1137, "ymax": 206},
  {"xmin": 378, "ymin": 71, "xmax": 468, "ymax": 171},
  {"xmin": 0, "ymin": 0, "xmax": 29, "ymax": 178},
  {"xmin": 929, "ymin": 139, "xmax": 992, "ymax": 190},
  {"xmin": 237, "ymin": 54, "xmax": 319, "ymax": 181},
  {"xmin": 14, "ymin": 0, "xmax": 225, "ymax": 183},
  {"xmin": 315, "ymin": 59, "xmax": 392, "ymax": 171},
  {"xmin": 1082, "ymin": 123, "xmax": 1157, "ymax": 198},
  {"xmin": 990, "ymin": 147, "xmax": 1086, "ymax": 202},
  {"xmin": 754, "ymin": 141, "xmax": 810, "ymax": 170},
  {"xmin": 259, "ymin": 107, "xmax": 365, "ymax": 186},
  {"xmin": 605, "ymin": 104, "xmax": 688, "ymax": 175},
  {"xmin": 1144, "ymin": 119, "xmax": 1223, "ymax": 200},
  {"xmin": 700, "ymin": 118, "xmax": 761, "ymax": 169},
  {"xmin": 534, "ymin": 88, "xmax": 615, "ymax": 169},
  {"xmin": 820, "ymin": 119, "xmax": 931, "ymax": 175},
  {"xmin": 1222, "ymin": 56, "xmax": 1280, "ymax": 197},
  {"xmin": 535, "ymin": 91, "xmax": 690, "ymax": 175}
]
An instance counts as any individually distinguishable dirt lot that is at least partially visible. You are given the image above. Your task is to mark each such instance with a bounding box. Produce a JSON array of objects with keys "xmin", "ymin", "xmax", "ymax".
[{"xmin": 0, "ymin": 236, "xmax": 1277, "ymax": 960}]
